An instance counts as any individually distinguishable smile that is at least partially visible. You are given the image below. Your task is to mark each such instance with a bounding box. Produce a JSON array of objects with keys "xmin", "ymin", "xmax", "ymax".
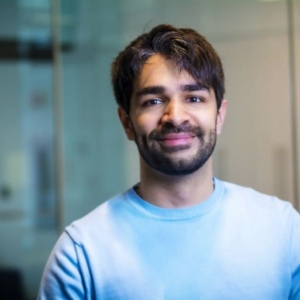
[{"xmin": 158, "ymin": 134, "xmax": 195, "ymax": 147}]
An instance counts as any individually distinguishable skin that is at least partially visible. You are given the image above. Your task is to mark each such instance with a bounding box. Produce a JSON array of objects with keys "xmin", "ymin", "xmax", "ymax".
[{"xmin": 119, "ymin": 54, "xmax": 227, "ymax": 208}]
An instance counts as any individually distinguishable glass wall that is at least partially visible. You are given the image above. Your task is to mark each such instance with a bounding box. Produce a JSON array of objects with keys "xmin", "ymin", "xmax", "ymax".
[
  {"xmin": 0, "ymin": 1, "xmax": 58, "ymax": 299},
  {"xmin": 0, "ymin": 0, "xmax": 299, "ymax": 298},
  {"xmin": 59, "ymin": 0, "xmax": 127, "ymax": 227}
]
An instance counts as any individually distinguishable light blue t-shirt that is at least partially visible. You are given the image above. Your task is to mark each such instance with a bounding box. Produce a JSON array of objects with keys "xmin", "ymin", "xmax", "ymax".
[{"xmin": 38, "ymin": 179, "xmax": 300, "ymax": 299}]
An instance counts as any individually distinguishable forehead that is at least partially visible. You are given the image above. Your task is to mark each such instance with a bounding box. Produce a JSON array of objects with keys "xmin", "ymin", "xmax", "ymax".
[
  {"xmin": 132, "ymin": 55, "xmax": 216, "ymax": 99},
  {"xmin": 134, "ymin": 54, "xmax": 197, "ymax": 91}
]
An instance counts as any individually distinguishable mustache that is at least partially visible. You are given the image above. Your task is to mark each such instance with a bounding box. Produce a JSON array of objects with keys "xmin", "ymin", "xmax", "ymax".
[{"xmin": 149, "ymin": 123, "xmax": 205, "ymax": 140}]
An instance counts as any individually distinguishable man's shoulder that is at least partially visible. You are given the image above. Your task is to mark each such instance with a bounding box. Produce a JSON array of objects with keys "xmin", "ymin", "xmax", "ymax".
[
  {"xmin": 218, "ymin": 178, "xmax": 296, "ymax": 219},
  {"xmin": 64, "ymin": 187, "xmax": 135, "ymax": 244}
]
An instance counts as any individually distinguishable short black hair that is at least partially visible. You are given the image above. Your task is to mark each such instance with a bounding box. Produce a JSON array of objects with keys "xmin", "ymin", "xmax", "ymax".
[{"xmin": 111, "ymin": 24, "xmax": 225, "ymax": 114}]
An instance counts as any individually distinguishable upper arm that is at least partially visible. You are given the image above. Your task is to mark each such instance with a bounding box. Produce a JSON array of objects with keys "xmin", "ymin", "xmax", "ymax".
[
  {"xmin": 37, "ymin": 232, "xmax": 89, "ymax": 300},
  {"xmin": 289, "ymin": 208, "xmax": 300, "ymax": 299}
]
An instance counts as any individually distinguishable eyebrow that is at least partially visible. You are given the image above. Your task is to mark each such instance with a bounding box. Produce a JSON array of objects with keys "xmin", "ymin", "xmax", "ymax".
[
  {"xmin": 135, "ymin": 86, "xmax": 165, "ymax": 97},
  {"xmin": 181, "ymin": 83, "xmax": 209, "ymax": 92},
  {"xmin": 135, "ymin": 83, "xmax": 210, "ymax": 97}
]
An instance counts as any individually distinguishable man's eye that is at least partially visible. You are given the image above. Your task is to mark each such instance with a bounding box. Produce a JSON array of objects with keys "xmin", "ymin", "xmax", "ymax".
[
  {"xmin": 187, "ymin": 96, "xmax": 202, "ymax": 103},
  {"xmin": 142, "ymin": 99, "xmax": 162, "ymax": 106}
]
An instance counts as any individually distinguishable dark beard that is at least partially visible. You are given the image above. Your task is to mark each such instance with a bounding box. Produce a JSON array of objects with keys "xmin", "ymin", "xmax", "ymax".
[{"xmin": 133, "ymin": 122, "xmax": 217, "ymax": 176}]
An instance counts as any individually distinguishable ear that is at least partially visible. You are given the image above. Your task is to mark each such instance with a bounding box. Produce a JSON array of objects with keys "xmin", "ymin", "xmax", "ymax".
[
  {"xmin": 118, "ymin": 107, "xmax": 135, "ymax": 140},
  {"xmin": 216, "ymin": 99, "xmax": 227, "ymax": 135}
]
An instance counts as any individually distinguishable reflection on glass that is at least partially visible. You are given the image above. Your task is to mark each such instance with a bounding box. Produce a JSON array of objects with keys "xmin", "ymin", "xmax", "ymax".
[{"xmin": 0, "ymin": 1, "xmax": 57, "ymax": 299}]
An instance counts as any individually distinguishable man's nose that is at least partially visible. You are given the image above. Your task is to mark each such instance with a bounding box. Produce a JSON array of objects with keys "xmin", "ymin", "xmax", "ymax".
[{"xmin": 161, "ymin": 100, "xmax": 188, "ymax": 126}]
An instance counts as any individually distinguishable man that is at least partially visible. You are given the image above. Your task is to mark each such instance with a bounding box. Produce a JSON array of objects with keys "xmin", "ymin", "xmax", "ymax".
[{"xmin": 38, "ymin": 24, "xmax": 300, "ymax": 299}]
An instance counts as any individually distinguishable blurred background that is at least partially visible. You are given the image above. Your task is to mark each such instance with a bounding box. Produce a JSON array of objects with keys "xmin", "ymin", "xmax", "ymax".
[{"xmin": 0, "ymin": 0, "xmax": 299, "ymax": 299}]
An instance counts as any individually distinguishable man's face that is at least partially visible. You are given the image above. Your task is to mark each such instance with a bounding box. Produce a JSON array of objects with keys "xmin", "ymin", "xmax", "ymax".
[{"xmin": 119, "ymin": 54, "xmax": 227, "ymax": 176}]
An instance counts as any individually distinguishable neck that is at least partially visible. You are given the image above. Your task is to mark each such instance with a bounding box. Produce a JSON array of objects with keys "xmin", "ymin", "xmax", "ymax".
[{"xmin": 137, "ymin": 158, "xmax": 214, "ymax": 208}]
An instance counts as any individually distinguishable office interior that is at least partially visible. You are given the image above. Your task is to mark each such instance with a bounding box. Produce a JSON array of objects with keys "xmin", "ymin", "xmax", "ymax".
[{"xmin": 0, "ymin": 0, "xmax": 299, "ymax": 299}]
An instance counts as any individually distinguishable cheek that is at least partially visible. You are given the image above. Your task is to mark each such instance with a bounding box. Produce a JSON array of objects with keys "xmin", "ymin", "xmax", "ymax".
[
  {"xmin": 133, "ymin": 114, "xmax": 158, "ymax": 134},
  {"xmin": 192, "ymin": 112, "xmax": 217, "ymax": 129}
]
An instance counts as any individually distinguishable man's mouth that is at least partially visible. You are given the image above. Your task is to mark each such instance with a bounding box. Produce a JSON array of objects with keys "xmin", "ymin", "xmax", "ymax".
[{"xmin": 157, "ymin": 133, "xmax": 195, "ymax": 147}]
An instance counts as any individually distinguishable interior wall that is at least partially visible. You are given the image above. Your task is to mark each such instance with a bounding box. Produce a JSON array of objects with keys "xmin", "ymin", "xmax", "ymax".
[{"xmin": 293, "ymin": 0, "xmax": 300, "ymax": 208}]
